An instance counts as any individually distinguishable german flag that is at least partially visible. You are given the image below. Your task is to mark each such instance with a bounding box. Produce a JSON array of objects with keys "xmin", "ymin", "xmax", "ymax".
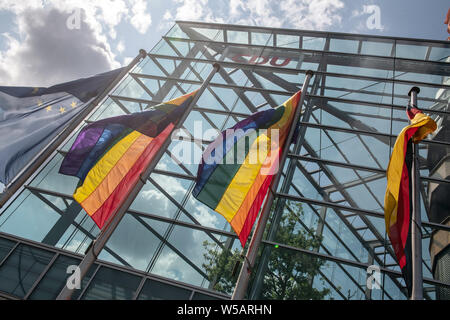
[{"xmin": 384, "ymin": 104, "xmax": 436, "ymax": 296}]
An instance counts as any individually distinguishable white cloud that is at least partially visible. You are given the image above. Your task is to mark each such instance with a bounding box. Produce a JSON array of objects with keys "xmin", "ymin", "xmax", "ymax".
[
  {"xmin": 0, "ymin": 8, "xmax": 120, "ymax": 86},
  {"xmin": 0, "ymin": 0, "xmax": 347, "ymax": 86},
  {"xmin": 140, "ymin": 172, "xmax": 187, "ymax": 215},
  {"xmin": 152, "ymin": 251, "xmax": 180, "ymax": 279},
  {"xmin": 169, "ymin": 0, "xmax": 214, "ymax": 22},
  {"xmin": 163, "ymin": 0, "xmax": 345, "ymax": 31},
  {"xmin": 163, "ymin": 11, "xmax": 173, "ymax": 20},
  {"xmin": 123, "ymin": 56, "xmax": 134, "ymax": 65},
  {"xmin": 192, "ymin": 204, "xmax": 219, "ymax": 228},
  {"xmin": 117, "ymin": 40, "xmax": 125, "ymax": 53},
  {"xmin": 141, "ymin": 188, "xmax": 171, "ymax": 212},
  {"xmin": 0, "ymin": 0, "xmax": 152, "ymax": 86},
  {"xmin": 351, "ymin": 8, "xmax": 365, "ymax": 18},
  {"xmin": 0, "ymin": 1, "xmax": 148, "ymax": 41},
  {"xmin": 129, "ymin": 0, "xmax": 152, "ymax": 34}
]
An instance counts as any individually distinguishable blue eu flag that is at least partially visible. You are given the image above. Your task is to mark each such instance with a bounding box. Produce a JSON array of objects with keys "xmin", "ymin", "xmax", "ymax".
[{"xmin": 0, "ymin": 68, "xmax": 123, "ymax": 186}]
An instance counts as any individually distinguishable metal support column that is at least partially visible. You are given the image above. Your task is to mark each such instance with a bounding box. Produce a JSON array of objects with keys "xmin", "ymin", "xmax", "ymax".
[
  {"xmin": 408, "ymin": 86, "xmax": 423, "ymax": 300},
  {"xmin": 231, "ymin": 70, "xmax": 314, "ymax": 300}
]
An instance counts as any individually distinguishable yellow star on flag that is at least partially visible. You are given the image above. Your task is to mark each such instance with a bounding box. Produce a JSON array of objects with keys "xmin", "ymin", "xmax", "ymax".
[
  {"xmin": 37, "ymin": 100, "xmax": 43, "ymax": 106},
  {"xmin": 59, "ymin": 107, "xmax": 66, "ymax": 114},
  {"xmin": 70, "ymin": 101, "xmax": 77, "ymax": 108},
  {"xmin": 32, "ymin": 87, "xmax": 39, "ymax": 94},
  {"xmin": 46, "ymin": 105, "xmax": 52, "ymax": 112}
]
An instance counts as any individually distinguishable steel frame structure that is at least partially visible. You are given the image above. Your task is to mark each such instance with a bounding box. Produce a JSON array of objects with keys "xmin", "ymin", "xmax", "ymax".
[{"xmin": 0, "ymin": 21, "xmax": 449, "ymax": 300}]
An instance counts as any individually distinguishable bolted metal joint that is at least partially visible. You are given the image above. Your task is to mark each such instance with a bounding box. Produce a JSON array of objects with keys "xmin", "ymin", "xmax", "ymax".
[
  {"xmin": 139, "ymin": 49, "xmax": 147, "ymax": 58},
  {"xmin": 212, "ymin": 62, "xmax": 221, "ymax": 72},
  {"xmin": 408, "ymin": 86, "xmax": 420, "ymax": 97},
  {"xmin": 408, "ymin": 86, "xmax": 420, "ymax": 108}
]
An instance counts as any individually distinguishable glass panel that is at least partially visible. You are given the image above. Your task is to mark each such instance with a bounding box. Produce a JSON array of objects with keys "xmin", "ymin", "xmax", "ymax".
[
  {"xmin": 428, "ymin": 46, "xmax": 450, "ymax": 62},
  {"xmin": 330, "ymin": 38, "xmax": 359, "ymax": 54},
  {"xmin": 277, "ymin": 34, "xmax": 299, "ymax": 49},
  {"xmin": 0, "ymin": 237, "xmax": 15, "ymax": 262},
  {"xmin": 191, "ymin": 27, "xmax": 222, "ymax": 41},
  {"xmin": 361, "ymin": 41, "xmax": 392, "ymax": 57},
  {"xmin": 81, "ymin": 266, "xmax": 141, "ymax": 300},
  {"xmin": 302, "ymin": 37, "xmax": 325, "ymax": 50},
  {"xmin": 326, "ymin": 59, "xmax": 394, "ymax": 78},
  {"xmin": 28, "ymin": 255, "xmax": 97, "ymax": 300},
  {"xmin": 150, "ymin": 39, "xmax": 179, "ymax": 57},
  {"xmin": 251, "ymin": 32, "xmax": 272, "ymax": 46},
  {"xmin": 166, "ymin": 24, "xmax": 189, "ymax": 39},
  {"xmin": 227, "ymin": 30, "xmax": 249, "ymax": 44},
  {"xmin": 137, "ymin": 279, "xmax": 191, "ymax": 300},
  {"xmin": 252, "ymin": 244, "xmax": 336, "ymax": 300},
  {"xmin": 191, "ymin": 292, "xmax": 220, "ymax": 300},
  {"xmin": 0, "ymin": 244, "xmax": 54, "ymax": 298},
  {"xmin": 96, "ymin": 213, "xmax": 166, "ymax": 271},
  {"xmin": 396, "ymin": 44, "xmax": 427, "ymax": 60}
]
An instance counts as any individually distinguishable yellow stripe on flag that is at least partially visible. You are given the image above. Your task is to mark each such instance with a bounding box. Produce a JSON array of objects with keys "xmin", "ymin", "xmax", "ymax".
[
  {"xmin": 270, "ymin": 92, "xmax": 297, "ymax": 132},
  {"xmin": 165, "ymin": 90, "xmax": 197, "ymax": 106},
  {"xmin": 384, "ymin": 112, "xmax": 437, "ymax": 232},
  {"xmin": 215, "ymin": 134, "xmax": 271, "ymax": 221},
  {"xmin": 79, "ymin": 133, "xmax": 153, "ymax": 215},
  {"xmin": 230, "ymin": 138, "xmax": 280, "ymax": 235},
  {"xmin": 73, "ymin": 130, "xmax": 141, "ymax": 203}
]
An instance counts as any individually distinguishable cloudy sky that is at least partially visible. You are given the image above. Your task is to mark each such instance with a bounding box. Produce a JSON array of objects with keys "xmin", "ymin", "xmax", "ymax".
[{"xmin": 0, "ymin": 0, "xmax": 449, "ymax": 87}]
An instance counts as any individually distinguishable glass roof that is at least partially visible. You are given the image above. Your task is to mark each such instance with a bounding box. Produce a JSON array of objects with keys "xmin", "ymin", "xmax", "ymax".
[{"xmin": 0, "ymin": 21, "xmax": 449, "ymax": 300}]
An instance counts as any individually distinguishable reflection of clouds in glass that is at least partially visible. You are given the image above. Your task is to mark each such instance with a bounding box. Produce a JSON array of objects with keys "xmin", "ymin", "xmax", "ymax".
[
  {"xmin": 149, "ymin": 210, "xmax": 227, "ymax": 287},
  {"xmin": 64, "ymin": 238, "xmax": 83, "ymax": 253},
  {"xmin": 155, "ymin": 175, "xmax": 187, "ymax": 195},
  {"xmin": 0, "ymin": 192, "xmax": 60, "ymax": 242},
  {"xmin": 75, "ymin": 157, "xmax": 225, "ymax": 286},
  {"xmin": 152, "ymin": 251, "xmax": 180, "ymax": 280},
  {"xmin": 141, "ymin": 188, "xmax": 170, "ymax": 209},
  {"xmin": 114, "ymin": 74, "xmax": 153, "ymax": 104},
  {"xmin": 42, "ymin": 196, "xmax": 66, "ymax": 212},
  {"xmin": 96, "ymin": 215, "xmax": 165, "ymax": 271},
  {"xmin": 191, "ymin": 202, "xmax": 218, "ymax": 228},
  {"xmin": 152, "ymin": 248, "xmax": 207, "ymax": 287},
  {"xmin": 140, "ymin": 173, "xmax": 187, "ymax": 215},
  {"xmin": 138, "ymin": 176, "xmax": 226, "ymax": 287}
]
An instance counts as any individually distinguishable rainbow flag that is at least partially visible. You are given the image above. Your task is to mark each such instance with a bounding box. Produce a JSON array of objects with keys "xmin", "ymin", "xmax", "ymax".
[
  {"xmin": 193, "ymin": 91, "xmax": 302, "ymax": 246},
  {"xmin": 384, "ymin": 105, "xmax": 436, "ymax": 296},
  {"xmin": 59, "ymin": 90, "xmax": 197, "ymax": 228}
]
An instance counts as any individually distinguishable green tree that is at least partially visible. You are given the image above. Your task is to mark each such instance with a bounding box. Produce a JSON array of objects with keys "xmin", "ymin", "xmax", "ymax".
[
  {"xmin": 202, "ymin": 200, "xmax": 330, "ymax": 299},
  {"xmin": 202, "ymin": 240, "xmax": 243, "ymax": 295}
]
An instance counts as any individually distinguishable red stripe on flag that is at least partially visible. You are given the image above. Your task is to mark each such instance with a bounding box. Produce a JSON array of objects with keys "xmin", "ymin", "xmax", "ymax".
[
  {"xmin": 237, "ymin": 129, "xmax": 290, "ymax": 246},
  {"xmin": 390, "ymin": 160, "xmax": 411, "ymax": 268},
  {"xmin": 389, "ymin": 126, "xmax": 418, "ymax": 269},
  {"xmin": 90, "ymin": 124, "xmax": 174, "ymax": 229},
  {"xmin": 238, "ymin": 174, "xmax": 274, "ymax": 247},
  {"xmin": 291, "ymin": 91, "xmax": 301, "ymax": 111}
]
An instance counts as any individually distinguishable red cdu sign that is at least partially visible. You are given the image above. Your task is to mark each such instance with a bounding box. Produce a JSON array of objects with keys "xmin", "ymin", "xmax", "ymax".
[{"xmin": 231, "ymin": 54, "xmax": 292, "ymax": 67}]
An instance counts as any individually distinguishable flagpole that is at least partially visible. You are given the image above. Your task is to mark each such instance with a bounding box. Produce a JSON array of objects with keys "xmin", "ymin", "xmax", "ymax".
[
  {"xmin": 408, "ymin": 86, "xmax": 423, "ymax": 300},
  {"xmin": 231, "ymin": 70, "xmax": 314, "ymax": 300},
  {"xmin": 56, "ymin": 63, "xmax": 220, "ymax": 300},
  {"xmin": 0, "ymin": 50, "xmax": 148, "ymax": 210}
]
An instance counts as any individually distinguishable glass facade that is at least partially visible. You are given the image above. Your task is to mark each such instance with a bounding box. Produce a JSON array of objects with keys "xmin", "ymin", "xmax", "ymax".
[{"xmin": 0, "ymin": 21, "xmax": 449, "ymax": 300}]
